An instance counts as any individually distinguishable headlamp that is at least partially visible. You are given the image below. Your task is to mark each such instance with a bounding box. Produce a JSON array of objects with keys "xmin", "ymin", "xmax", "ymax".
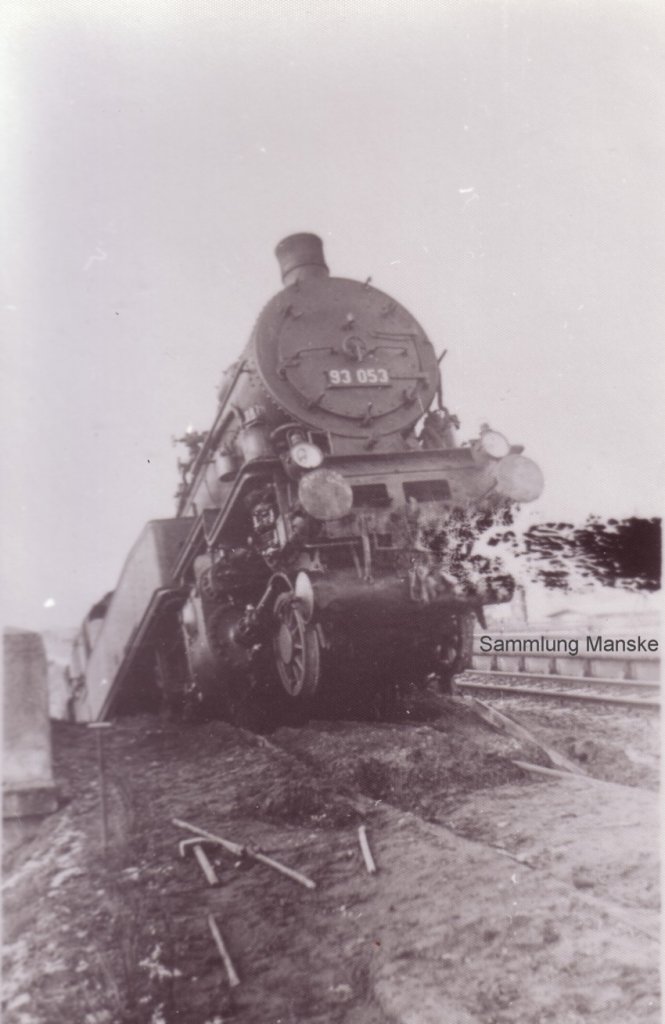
[
  {"xmin": 289, "ymin": 441, "xmax": 324, "ymax": 471},
  {"xmin": 479, "ymin": 429, "xmax": 511, "ymax": 459}
]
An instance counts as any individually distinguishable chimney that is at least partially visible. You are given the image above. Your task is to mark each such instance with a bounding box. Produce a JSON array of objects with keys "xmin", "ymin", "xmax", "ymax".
[{"xmin": 275, "ymin": 233, "xmax": 329, "ymax": 286}]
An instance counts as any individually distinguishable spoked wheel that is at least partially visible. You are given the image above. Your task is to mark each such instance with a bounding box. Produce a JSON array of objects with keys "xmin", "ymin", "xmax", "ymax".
[{"xmin": 272, "ymin": 594, "xmax": 321, "ymax": 700}]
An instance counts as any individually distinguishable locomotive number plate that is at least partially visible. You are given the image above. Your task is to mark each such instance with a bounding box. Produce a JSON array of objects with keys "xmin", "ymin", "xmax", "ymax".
[{"xmin": 327, "ymin": 367, "xmax": 390, "ymax": 386}]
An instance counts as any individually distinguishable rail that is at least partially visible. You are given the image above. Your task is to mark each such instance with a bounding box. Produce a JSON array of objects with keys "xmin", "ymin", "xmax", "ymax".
[{"xmin": 458, "ymin": 675, "xmax": 660, "ymax": 711}]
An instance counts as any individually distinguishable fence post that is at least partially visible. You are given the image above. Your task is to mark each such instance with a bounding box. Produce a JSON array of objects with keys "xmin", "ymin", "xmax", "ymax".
[{"xmin": 3, "ymin": 629, "xmax": 58, "ymax": 818}]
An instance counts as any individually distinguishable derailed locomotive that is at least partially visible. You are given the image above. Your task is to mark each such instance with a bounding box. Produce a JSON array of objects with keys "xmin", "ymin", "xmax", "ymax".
[{"xmin": 70, "ymin": 234, "xmax": 543, "ymax": 726}]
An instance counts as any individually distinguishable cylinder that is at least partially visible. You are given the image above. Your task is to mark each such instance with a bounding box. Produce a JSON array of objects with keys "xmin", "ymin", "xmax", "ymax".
[{"xmin": 275, "ymin": 233, "xmax": 329, "ymax": 286}]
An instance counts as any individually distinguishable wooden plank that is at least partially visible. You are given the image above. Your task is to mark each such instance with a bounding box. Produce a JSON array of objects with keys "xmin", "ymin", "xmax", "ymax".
[
  {"xmin": 208, "ymin": 914, "xmax": 240, "ymax": 988},
  {"xmin": 358, "ymin": 825, "xmax": 377, "ymax": 874},
  {"xmin": 193, "ymin": 844, "xmax": 220, "ymax": 886},
  {"xmin": 461, "ymin": 696, "xmax": 586, "ymax": 775}
]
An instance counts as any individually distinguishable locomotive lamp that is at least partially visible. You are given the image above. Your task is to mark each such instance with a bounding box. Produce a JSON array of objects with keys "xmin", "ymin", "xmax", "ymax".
[
  {"xmin": 271, "ymin": 424, "xmax": 324, "ymax": 474},
  {"xmin": 472, "ymin": 426, "xmax": 511, "ymax": 463},
  {"xmin": 289, "ymin": 441, "xmax": 324, "ymax": 471},
  {"xmin": 469, "ymin": 425, "xmax": 543, "ymax": 500},
  {"xmin": 479, "ymin": 428, "xmax": 511, "ymax": 458}
]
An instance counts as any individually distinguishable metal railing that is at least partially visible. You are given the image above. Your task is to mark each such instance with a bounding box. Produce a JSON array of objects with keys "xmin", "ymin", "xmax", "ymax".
[{"xmin": 471, "ymin": 636, "xmax": 659, "ymax": 685}]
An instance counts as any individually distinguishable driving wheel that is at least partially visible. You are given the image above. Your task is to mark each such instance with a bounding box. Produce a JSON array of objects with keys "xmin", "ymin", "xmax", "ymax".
[{"xmin": 272, "ymin": 594, "xmax": 321, "ymax": 699}]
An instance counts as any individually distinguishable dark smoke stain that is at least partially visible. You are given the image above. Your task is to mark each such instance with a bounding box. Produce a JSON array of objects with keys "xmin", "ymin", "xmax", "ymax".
[
  {"xmin": 389, "ymin": 505, "xmax": 657, "ymax": 598},
  {"xmin": 395, "ymin": 502, "xmax": 519, "ymax": 602},
  {"xmin": 522, "ymin": 517, "xmax": 661, "ymax": 592}
]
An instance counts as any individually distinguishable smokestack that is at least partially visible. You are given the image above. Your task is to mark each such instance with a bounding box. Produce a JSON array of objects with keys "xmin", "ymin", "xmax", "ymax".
[{"xmin": 275, "ymin": 233, "xmax": 329, "ymax": 286}]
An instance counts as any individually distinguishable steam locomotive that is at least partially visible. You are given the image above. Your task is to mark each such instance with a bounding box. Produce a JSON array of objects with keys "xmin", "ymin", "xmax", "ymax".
[{"xmin": 70, "ymin": 234, "xmax": 543, "ymax": 726}]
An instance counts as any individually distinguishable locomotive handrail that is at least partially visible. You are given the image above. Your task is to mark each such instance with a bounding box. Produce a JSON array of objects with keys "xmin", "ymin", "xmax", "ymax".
[{"xmin": 176, "ymin": 359, "xmax": 249, "ymax": 517}]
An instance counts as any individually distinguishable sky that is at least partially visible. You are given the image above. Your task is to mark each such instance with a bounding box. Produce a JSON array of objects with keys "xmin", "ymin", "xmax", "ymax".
[{"xmin": 1, "ymin": 0, "xmax": 664, "ymax": 632}]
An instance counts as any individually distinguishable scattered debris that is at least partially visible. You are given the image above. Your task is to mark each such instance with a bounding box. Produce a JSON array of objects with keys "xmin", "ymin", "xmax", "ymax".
[
  {"xmin": 178, "ymin": 838, "xmax": 220, "ymax": 887},
  {"xmin": 2, "ymin": 711, "xmax": 658, "ymax": 1023},
  {"xmin": 463, "ymin": 696, "xmax": 586, "ymax": 775},
  {"xmin": 358, "ymin": 825, "xmax": 377, "ymax": 874},
  {"xmin": 172, "ymin": 817, "xmax": 316, "ymax": 890},
  {"xmin": 512, "ymin": 760, "xmax": 644, "ymax": 791},
  {"xmin": 208, "ymin": 914, "xmax": 240, "ymax": 988}
]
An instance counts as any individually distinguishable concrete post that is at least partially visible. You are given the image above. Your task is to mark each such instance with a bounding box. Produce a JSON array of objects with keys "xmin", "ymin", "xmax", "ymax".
[{"xmin": 3, "ymin": 628, "xmax": 58, "ymax": 817}]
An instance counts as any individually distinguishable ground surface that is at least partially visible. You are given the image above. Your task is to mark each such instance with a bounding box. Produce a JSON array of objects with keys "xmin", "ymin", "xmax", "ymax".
[{"xmin": 2, "ymin": 690, "xmax": 660, "ymax": 1024}]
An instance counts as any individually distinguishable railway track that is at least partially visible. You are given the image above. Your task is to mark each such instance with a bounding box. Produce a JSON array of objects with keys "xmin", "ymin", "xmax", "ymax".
[{"xmin": 456, "ymin": 670, "xmax": 661, "ymax": 710}]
